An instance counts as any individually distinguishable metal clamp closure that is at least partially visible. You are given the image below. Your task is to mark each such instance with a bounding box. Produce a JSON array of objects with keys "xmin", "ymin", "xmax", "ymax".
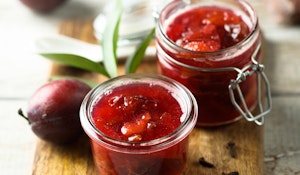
[{"xmin": 228, "ymin": 43, "xmax": 272, "ymax": 125}]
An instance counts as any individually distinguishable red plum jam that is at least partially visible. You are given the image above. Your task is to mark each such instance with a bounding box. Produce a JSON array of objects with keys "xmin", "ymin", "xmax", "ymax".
[
  {"xmin": 156, "ymin": 0, "xmax": 263, "ymax": 126},
  {"xmin": 80, "ymin": 74, "xmax": 197, "ymax": 175}
]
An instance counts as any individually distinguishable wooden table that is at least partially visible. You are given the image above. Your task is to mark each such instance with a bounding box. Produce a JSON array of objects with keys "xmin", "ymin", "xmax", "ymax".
[
  {"xmin": 0, "ymin": 1, "xmax": 300, "ymax": 175},
  {"xmin": 32, "ymin": 19, "xmax": 264, "ymax": 175}
]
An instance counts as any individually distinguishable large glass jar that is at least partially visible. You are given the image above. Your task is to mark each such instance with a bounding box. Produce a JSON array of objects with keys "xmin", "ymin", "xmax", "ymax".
[
  {"xmin": 156, "ymin": 0, "xmax": 271, "ymax": 126},
  {"xmin": 80, "ymin": 74, "xmax": 198, "ymax": 175}
]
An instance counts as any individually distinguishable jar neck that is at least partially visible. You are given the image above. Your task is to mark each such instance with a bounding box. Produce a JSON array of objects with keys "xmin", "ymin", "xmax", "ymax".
[{"xmin": 156, "ymin": 0, "xmax": 260, "ymax": 68}]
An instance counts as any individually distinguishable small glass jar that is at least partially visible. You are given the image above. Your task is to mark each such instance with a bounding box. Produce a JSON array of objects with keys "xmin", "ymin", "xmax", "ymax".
[
  {"xmin": 80, "ymin": 74, "xmax": 198, "ymax": 175},
  {"xmin": 156, "ymin": 0, "xmax": 271, "ymax": 126}
]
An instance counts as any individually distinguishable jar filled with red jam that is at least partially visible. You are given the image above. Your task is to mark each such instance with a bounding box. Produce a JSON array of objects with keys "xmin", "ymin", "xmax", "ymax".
[
  {"xmin": 80, "ymin": 74, "xmax": 198, "ymax": 175},
  {"xmin": 156, "ymin": 0, "xmax": 271, "ymax": 126}
]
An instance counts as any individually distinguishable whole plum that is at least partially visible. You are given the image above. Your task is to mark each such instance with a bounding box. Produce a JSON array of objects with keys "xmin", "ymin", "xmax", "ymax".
[
  {"xmin": 19, "ymin": 0, "xmax": 68, "ymax": 13},
  {"xmin": 19, "ymin": 79, "xmax": 92, "ymax": 144}
]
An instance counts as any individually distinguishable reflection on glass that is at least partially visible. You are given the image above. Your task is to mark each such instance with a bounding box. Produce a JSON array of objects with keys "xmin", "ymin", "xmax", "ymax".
[{"xmin": 93, "ymin": 0, "xmax": 171, "ymax": 46}]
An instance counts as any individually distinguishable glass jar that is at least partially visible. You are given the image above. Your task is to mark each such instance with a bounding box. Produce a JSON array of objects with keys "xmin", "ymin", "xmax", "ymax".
[
  {"xmin": 156, "ymin": 0, "xmax": 271, "ymax": 126},
  {"xmin": 80, "ymin": 74, "xmax": 198, "ymax": 175}
]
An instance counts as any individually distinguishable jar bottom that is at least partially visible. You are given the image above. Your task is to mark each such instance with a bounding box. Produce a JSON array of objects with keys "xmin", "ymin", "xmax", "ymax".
[
  {"xmin": 196, "ymin": 115, "xmax": 242, "ymax": 127},
  {"xmin": 90, "ymin": 137, "xmax": 189, "ymax": 175},
  {"xmin": 195, "ymin": 102, "xmax": 257, "ymax": 127}
]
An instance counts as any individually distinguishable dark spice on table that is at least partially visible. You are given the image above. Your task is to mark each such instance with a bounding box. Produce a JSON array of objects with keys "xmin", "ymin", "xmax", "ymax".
[
  {"xmin": 198, "ymin": 157, "xmax": 215, "ymax": 168},
  {"xmin": 222, "ymin": 171, "xmax": 239, "ymax": 175},
  {"xmin": 226, "ymin": 141, "xmax": 237, "ymax": 158}
]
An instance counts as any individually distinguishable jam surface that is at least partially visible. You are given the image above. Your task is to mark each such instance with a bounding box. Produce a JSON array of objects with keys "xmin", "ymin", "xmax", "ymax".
[
  {"xmin": 166, "ymin": 6, "xmax": 250, "ymax": 52},
  {"xmin": 91, "ymin": 83, "xmax": 183, "ymax": 142}
]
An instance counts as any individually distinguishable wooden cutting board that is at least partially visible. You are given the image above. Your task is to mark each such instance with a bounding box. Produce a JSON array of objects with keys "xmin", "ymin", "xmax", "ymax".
[{"xmin": 32, "ymin": 19, "xmax": 264, "ymax": 175}]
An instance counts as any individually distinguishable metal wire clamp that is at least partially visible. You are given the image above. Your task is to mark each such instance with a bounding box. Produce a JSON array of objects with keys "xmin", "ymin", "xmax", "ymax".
[
  {"xmin": 228, "ymin": 42, "xmax": 272, "ymax": 125},
  {"xmin": 156, "ymin": 36, "xmax": 272, "ymax": 125}
]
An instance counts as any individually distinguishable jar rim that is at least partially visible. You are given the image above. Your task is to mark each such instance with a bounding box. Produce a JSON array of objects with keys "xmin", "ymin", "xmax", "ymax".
[
  {"xmin": 157, "ymin": 0, "xmax": 259, "ymax": 56},
  {"xmin": 80, "ymin": 74, "xmax": 198, "ymax": 153}
]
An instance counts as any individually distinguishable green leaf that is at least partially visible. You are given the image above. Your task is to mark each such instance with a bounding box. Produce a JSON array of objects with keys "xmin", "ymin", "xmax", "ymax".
[
  {"xmin": 41, "ymin": 53, "xmax": 109, "ymax": 77},
  {"xmin": 125, "ymin": 28, "xmax": 155, "ymax": 74},
  {"xmin": 48, "ymin": 75, "xmax": 98, "ymax": 88},
  {"xmin": 102, "ymin": 0, "xmax": 123, "ymax": 78}
]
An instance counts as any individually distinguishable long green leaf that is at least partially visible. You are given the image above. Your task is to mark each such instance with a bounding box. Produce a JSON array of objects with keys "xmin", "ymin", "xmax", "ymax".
[
  {"xmin": 49, "ymin": 75, "xmax": 98, "ymax": 88},
  {"xmin": 102, "ymin": 0, "xmax": 123, "ymax": 78},
  {"xmin": 125, "ymin": 28, "xmax": 155, "ymax": 74},
  {"xmin": 41, "ymin": 53, "xmax": 109, "ymax": 77}
]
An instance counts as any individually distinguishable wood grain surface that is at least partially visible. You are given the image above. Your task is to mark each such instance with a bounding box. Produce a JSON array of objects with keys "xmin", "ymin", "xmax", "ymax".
[{"xmin": 32, "ymin": 19, "xmax": 264, "ymax": 175}]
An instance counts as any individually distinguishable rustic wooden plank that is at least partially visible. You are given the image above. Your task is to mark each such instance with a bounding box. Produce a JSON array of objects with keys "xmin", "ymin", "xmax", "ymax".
[
  {"xmin": 33, "ymin": 136, "xmax": 97, "ymax": 175},
  {"xmin": 0, "ymin": 100, "xmax": 36, "ymax": 175},
  {"xmin": 32, "ymin": 19, "xmax": 264, "ymax": 175},
  {"xmin": 264, "ymin": 96, "xmax": 300, "ymax": 175},
  {"xmin": 264, "ymin": 39, "xmax": 300, "ymax": 95},
  {"xmin": 186, "ymin": 120, "xmax": 264, "ymax": 175}
]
